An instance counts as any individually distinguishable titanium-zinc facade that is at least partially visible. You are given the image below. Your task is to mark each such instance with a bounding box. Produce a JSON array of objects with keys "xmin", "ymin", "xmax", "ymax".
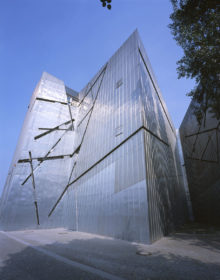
[
  {"xmin": 180, "ymin": 100, "xmax": 220, "ymax": 225},
  {"xmin": 0, "ymin": 31, "xmax": 189, "ymax": 243}
]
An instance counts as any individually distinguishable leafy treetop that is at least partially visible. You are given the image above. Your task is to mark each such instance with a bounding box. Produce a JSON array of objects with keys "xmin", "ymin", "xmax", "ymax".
[
  {"xmin": 169, "ymin": 0, "xmax": 220, "ymax": 123},
  {"xmin": 100, "ymin": 0, "xmax": 112, "ymax": 10}
]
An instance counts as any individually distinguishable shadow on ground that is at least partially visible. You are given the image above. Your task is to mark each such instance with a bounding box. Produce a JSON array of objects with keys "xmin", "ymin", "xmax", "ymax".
[
  {"xmin": 173, "ymin": 222, "xmax": 220, "ymax": 252},
  {"xmin": 0, "ymin": 229, "xmax": 220, "ymax": 280}
]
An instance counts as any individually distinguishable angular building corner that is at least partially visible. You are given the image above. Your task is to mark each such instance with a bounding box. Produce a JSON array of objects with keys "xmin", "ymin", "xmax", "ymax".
[
  {"xmin": 179, "ymin": 99, "xmax": 220, "ymax": 225},
  {"xmin": 0, "ymin": 30, "xmax": 190, "ymax": 243}
]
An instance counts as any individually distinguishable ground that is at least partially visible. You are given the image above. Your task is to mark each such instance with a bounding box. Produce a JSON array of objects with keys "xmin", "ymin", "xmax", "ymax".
[{"xmin": 0, "ymin": 224, "xmax": 220, "ymax": 280}]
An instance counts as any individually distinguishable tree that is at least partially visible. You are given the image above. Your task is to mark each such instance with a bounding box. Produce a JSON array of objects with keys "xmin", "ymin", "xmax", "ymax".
[
  {"xmin": 99, "ymin": 0, "xmax": 112, "ymax": 10},
  {"xmin": 169, "ymin": 0, "xmax": 220, "ymax": 123}
]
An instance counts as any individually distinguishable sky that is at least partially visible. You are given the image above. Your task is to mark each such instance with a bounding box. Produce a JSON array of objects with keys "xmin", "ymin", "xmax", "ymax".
[{"xmin": 0, "ymin": 0, "xmax": 195, "ymax": 196}]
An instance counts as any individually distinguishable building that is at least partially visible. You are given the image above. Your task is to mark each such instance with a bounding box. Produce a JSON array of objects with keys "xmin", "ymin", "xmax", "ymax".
[
  {"xmin": 180, "ymin": 99, "xmax": 220, "ymax": 225},
  {"xmin": 0, "ymin": 31, "xmax": 189, "ymax": 243}
]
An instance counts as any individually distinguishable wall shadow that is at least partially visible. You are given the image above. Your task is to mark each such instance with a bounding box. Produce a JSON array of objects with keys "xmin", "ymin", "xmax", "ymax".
[{"xmin": 1, "ymin": 230, "xmax": 220, "ymax": 280}]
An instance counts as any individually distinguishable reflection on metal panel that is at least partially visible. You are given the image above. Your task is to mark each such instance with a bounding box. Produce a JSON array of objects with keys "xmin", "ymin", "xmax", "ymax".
[
  {"xmin": 0, "ymin": 30, "xmax": 188, "ymax": 243},
  {"xmin": 180, "ymin": 99, "xmax": 220, "ymax": 225}
]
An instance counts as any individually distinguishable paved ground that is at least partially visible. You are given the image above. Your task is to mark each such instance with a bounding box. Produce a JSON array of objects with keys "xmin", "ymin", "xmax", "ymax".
[{"xmin": 0, "ymin": 226, "xmax": 220, "ymax": 280}]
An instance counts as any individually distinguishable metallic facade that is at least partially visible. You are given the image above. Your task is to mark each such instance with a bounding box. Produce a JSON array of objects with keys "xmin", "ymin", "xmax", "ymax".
[
  {"xmin": 0, "ymin": 31, "xmax": 189, "ymax": 243},
  {"xmin": 180, "ymin": 100, "xmax": 220, "ymax": 225}
]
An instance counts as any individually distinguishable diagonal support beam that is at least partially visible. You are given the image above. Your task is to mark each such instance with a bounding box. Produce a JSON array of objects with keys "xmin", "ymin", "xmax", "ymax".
[
  {"xmin": 185, "ymin": 124, "xmax": 219, "ymax": 138},
  {"xmin": 186, "ymin": 156, "xmax": 218, "ymax": 164},
  {"xmin": 48, "ymin": 64, "xmax": 108, "ymax": 217},
  {"xmin": 78, "ymin": 66, "xmax": 107, "ymax": 106},
  {"xmin": 38, "ymin": 128, "xmax": 70, "ymax": 131},
  {"xmin": 19, "ymin": 125, "xmax": 79, "ymax": 173},
  {"xmin": 21, "ymin": 130, "xmax": 68, "ymax": 185},
  {"xmin": 190, "ymin": 123, "xmax": 202, "ymax": 157},
  {"xmin": 34, "ymin": 118, "xmax": 75, "ymax": 140},
  {"xmin": 29, "ymin": 151, "xmax": 40, "ymax": 225},
  {"xmin": 67, "ymin": 103, "xmax": 74, "ymax": 131},
  {"xmin": 29, "ymin": 151, "xmax": 36, "ymax": 190},
  {"xmin": 36, "ymin": 97, "xmax": 68, "ymax": 105},
  {"xmin": 18, "ymin": 153, "xmax": 74, "ymax": 163},
  {"xmin": 48, "ymin": 125, "xmax": 169, "ymax": 217},
  {"xmin": 201, "ymin": 135, "xmax": 211, "ymax": 160},
  {"xmin": 77, "ymin": 108, "xmax": 93, "ymax": 128},
  {"xmin": 139, "ymin": 49, "xmax": 175, "ymax": 134}
]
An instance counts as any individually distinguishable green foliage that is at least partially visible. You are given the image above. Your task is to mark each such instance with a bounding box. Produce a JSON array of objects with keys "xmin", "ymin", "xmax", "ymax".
[{"xmin": 169, "ymin": 0, "xmax": 220, "ymax": 122}]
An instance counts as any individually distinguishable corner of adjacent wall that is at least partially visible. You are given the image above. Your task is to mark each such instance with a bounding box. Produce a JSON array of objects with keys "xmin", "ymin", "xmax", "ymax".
[
  {"xmin": 176, "ymin": 129, "xmax": 194, "ymax": 222},
  {"xmin": 141, "ymin": 129, "xmax": 152, "ymax": 244}
]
